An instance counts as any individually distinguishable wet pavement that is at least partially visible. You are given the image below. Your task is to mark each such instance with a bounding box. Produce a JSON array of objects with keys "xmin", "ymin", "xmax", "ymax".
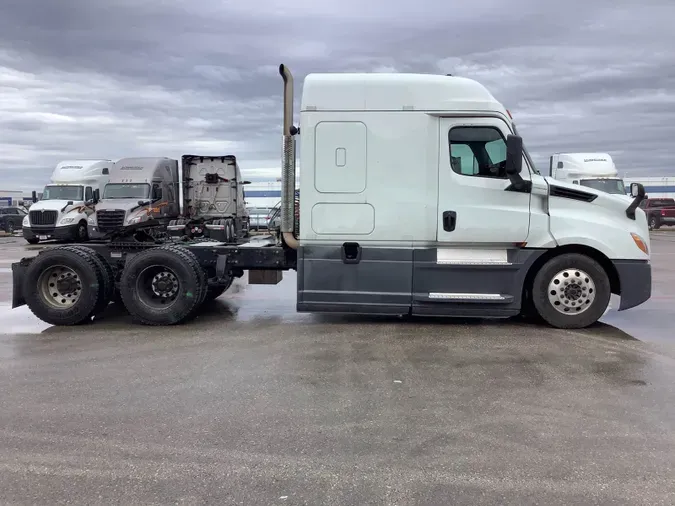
[{"xmin": 1, "ymin": 235, "xmax": 675, "ymax": 504}]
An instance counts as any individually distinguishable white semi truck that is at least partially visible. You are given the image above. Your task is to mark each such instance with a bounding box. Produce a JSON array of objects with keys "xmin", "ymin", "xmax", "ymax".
[
  {"xmin": 11, "ymin": 64, "xmax": 651, "ymax": 330},
  {"xmin": 21, "ymin": 159, "xmax": 112, "ymax": 244},
  {"xmin": 549, "ymin": 152, "xmax": 627, "ymax": 196},
  {"xmin": 87, "ymin": 155, "xmax": 249, "ymax": 243}
]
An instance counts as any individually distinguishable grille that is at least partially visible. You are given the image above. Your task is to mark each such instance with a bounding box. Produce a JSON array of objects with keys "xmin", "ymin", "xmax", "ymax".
[
  {"xmin": 29, "ymin": 210, "xmax": 57, "ymax": 226},
  {"xmin": 96, "ymin": 210, "xmax": 126, "ymax": 232}
]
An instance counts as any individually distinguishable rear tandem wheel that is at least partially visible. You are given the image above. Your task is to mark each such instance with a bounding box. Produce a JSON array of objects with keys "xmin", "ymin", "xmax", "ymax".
[
  {"xmin": 22, "ymin": 246, "xmax": 105, "ymax": 326},
  {"xmin": 118, "ymin": 244, "xmax": 208, "ymax": 325}
]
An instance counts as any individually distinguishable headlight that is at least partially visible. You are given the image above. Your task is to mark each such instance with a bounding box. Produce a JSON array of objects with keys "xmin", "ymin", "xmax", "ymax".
[
  {"xmin": 22, "ymin": 216, "xmax": 29, "ymax": 226},
  {"xmin": 127, "ymin": 215, "xmax": 143, "ymax": 224},
  {"xmin": 59, "ymin": 217, "xmax": 75, "ymax": 224},
  {"xmin": 87, "ymin": 215, "xmax": 96, "ymax": 224}
]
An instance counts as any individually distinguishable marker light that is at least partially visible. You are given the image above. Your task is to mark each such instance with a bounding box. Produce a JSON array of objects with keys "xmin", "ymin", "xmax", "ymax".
[{"xmin": 630, "ymin": 233, "xmax": 648, "ymax": 255}]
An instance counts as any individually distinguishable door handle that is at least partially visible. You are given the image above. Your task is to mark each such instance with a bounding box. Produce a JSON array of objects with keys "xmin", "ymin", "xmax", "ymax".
[
  {"xmin": 443, "ymin": 211, "xmax": 457, "ymax": 232},
  {"xmin": 341, "ymin": 242, "xmax": 362, "ymax": 264}
]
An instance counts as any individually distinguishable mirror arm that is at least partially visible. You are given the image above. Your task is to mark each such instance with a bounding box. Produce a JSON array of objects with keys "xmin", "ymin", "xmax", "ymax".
[
  {"xmin": 626, "ymin": 183, "xmax": 646, "ymax": 220},
  {"xmin": 505, "ymin": 176, "xmax": 532, "ymax": 193}
]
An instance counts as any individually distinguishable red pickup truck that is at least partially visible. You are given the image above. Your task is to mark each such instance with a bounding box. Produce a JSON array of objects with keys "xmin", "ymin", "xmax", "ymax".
[{"xmin": 639, "ymin": 197, "xmax": 675, "ymax": 229}]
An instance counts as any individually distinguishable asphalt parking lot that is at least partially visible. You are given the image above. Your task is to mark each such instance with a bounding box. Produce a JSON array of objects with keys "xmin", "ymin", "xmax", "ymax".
[{"xmin": 1, "ymin": 234, "xmax": 675, "ymax": 505}]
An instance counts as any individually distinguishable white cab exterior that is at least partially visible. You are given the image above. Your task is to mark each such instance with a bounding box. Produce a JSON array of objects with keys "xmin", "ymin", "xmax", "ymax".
[
  {"xmin": 549, "ymin": 152, "xmax": 627, "ymax": 196},
  {"xmin": 23, "ymin": 160, "xmax": 112, "ymax": 243}
]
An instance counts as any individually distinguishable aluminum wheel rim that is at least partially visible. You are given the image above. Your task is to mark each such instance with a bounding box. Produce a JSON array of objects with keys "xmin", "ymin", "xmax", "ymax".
[
  {"xmin": 547, "ymin": 268, "xmax": 596, "ymax": 315},
  {"xmin": 38, "ymin": 265, "xmax": 82, "ymax": 309}
]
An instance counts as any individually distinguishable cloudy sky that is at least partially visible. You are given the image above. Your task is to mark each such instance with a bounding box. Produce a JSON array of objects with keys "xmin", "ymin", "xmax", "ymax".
[{"xmin": 1, "ymin": 0, "xmax": 673, "ymax": 191}]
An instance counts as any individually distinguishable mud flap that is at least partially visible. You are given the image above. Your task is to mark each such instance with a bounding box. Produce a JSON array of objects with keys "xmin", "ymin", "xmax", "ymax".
[{"xmin": 11, "ymin": 260, "xmax": 29, "ymax": 308}]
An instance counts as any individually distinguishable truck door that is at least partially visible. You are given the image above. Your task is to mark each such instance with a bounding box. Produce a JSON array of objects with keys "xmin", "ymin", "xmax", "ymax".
[
  {"xmin": 436, "ymin": 117, "xmax": 531, "ymax": 245},
  {"xmin": 411, "ymin": 117, "xmax": 534, "ymax": 316}
]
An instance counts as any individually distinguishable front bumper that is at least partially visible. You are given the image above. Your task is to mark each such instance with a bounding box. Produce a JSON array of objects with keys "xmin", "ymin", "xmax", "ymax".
[
  {"xmin": 87, "ymin": 225, "xmax": 107, "ymax": 240},
  {"xmin": 23, "ymin": 224, "xmax": 79, "ymax": 242},
  {"xmin": 613, "ymin": 259, "xmax": 651, "ymax": 310}
]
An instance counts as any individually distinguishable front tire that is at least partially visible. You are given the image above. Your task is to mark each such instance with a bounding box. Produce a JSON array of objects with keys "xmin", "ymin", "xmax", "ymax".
[
  {"xmin": 649, "ymin": 215, "xmax": 660, "ymax": 230},
  {"xmin": 75, "ymin": 221, "xmax": 89, "ymax": 242},
  {"xmin": 531, "ymin": 253, "xmax": 611, "ymax": 329}
]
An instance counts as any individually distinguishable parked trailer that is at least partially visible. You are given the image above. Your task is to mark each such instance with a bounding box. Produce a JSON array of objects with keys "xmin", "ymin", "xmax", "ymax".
[
  {"xmin": 11, "ymin": 64, "xmax": 652, "ymax": 330},
  {"xmin": 623, "ymin": 176, "xmax": 675, "ymax": 199}
]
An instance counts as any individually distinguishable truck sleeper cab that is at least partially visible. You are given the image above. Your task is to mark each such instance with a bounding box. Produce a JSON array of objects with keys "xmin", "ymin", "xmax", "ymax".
[
  {"xmin": 9, "ymin": 65, "xmax": 652, "ymax": 330},
  {"xmin": 292, "ymin": 70, "xmax": 651, "ymax": 329},
  {"xmin": 166, "ymin": 154, "xmax": 250, "ymax": 243},
  {"xmin": 549, "ymin": 152, "xmax": 627, "ymax": 196}
]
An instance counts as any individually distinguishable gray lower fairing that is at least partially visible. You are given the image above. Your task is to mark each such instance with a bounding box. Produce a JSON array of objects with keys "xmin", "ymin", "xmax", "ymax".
[{"xmin": 295, "ymin": 244, "xmax": 651, "ymax": 317}]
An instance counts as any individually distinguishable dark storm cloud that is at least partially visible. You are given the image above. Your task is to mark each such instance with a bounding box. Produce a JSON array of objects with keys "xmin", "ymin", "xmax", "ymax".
[{"xmin": 0, "ymin": 0, "xmax": 674, "ymax": 189}]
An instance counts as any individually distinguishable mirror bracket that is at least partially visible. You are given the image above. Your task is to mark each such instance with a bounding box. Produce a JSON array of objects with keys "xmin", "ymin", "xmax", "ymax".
[{"xmin": 626, "ymin": 183, "xmax": 646, "ymax": 220}]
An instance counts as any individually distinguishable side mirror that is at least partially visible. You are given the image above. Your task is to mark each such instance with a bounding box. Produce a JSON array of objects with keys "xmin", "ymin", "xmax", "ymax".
[
  {"xmin": 503, "ymin": 134, "xmax": 530, "ymax": 193},
  {"xmin": 241, "ymin": 180, "xmax": 251, "ymax": 185},
  {"xmin": 31, "ymin": 191, "xmax": 37, "ymax": 203},
  {"xmin": 67, "ymin": 201, "xmax": 74, "ymax": 206},
  {"xmin": 138, "ymin": 200, "xmax": 148, "ymax": 206},
  {"xmin": 626, "ymin": 183, "xmax": 646, "ymax": 220},
  {"xmin": 630, "ymin": 182, "xmax": 645, "ymax": 198},
  {"xmin": 505, "ymin": 134, "xmax": 523, "ymax": 175}
]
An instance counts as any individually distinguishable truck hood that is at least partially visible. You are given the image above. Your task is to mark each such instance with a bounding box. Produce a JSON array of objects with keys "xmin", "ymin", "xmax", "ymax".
[
  {"xmin": 543, "ymin": 177, "xmax": 633, "ymax": 204},
  {"xmin": 29, "ymin": 200, "xmax": 84, "ymax": 212}
]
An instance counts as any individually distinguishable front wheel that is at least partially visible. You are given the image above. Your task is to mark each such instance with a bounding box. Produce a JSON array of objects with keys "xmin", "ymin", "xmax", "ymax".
[
  {"xmin": 75, "ymin": 221, "xmax": 89, "ymax": 242},
  {"xmin": 531, "ymin": 253, "xmax": 611, "ymax": 329},
  {"xmin": 649, "ymin": 215, "xmax": 660, "ymax": 230}
]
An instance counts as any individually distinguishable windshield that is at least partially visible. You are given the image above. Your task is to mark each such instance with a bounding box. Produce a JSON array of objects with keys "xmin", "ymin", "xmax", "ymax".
[
  {"xmin": 103, "ymin": 183, "xmax": 150, "ymax": 199},
  {"xmin": 512, "ymin": 123, "xmax": 540, "ymax": 175},
  {"xmin": 41, "ymin": 185, "xmax": 83, "ymax": 201},
  {"xmin": 579, "ymin": 178, "xmax": 626, "ymax": 195}
]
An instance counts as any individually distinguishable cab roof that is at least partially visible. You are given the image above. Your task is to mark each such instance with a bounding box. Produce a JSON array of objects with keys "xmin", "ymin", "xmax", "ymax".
[{"xmin": 301, "ymin": 72, "xmax": 508, "ymax": 115}]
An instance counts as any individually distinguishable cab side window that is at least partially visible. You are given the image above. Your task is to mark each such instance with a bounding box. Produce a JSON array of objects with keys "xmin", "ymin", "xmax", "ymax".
[
  {"xmin": 449, "ymin": 126, "xmax": 508, "ymax": 179},
  {"xmin": 85, "ymin": 187, "xmax": 93, "ymax": 201},
  {"xmin": 151, "ymin": 183, "xmax": 163, "ymax": 200}
]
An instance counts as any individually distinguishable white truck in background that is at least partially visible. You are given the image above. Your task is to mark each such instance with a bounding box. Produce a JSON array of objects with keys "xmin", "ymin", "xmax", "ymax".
[
  {"xmin": 549, "ymin": 153, "xmax": 627, "ymax": 196},
  {"xmin": 22, "ymin": 160, "xmax": 112, "ymax": 244}
]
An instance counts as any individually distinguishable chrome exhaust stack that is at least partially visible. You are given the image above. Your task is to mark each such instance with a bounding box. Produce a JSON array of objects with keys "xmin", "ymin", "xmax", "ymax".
[{"xmin": 279, "ymin": 64, "xmax": 299, "ymax": 249}]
